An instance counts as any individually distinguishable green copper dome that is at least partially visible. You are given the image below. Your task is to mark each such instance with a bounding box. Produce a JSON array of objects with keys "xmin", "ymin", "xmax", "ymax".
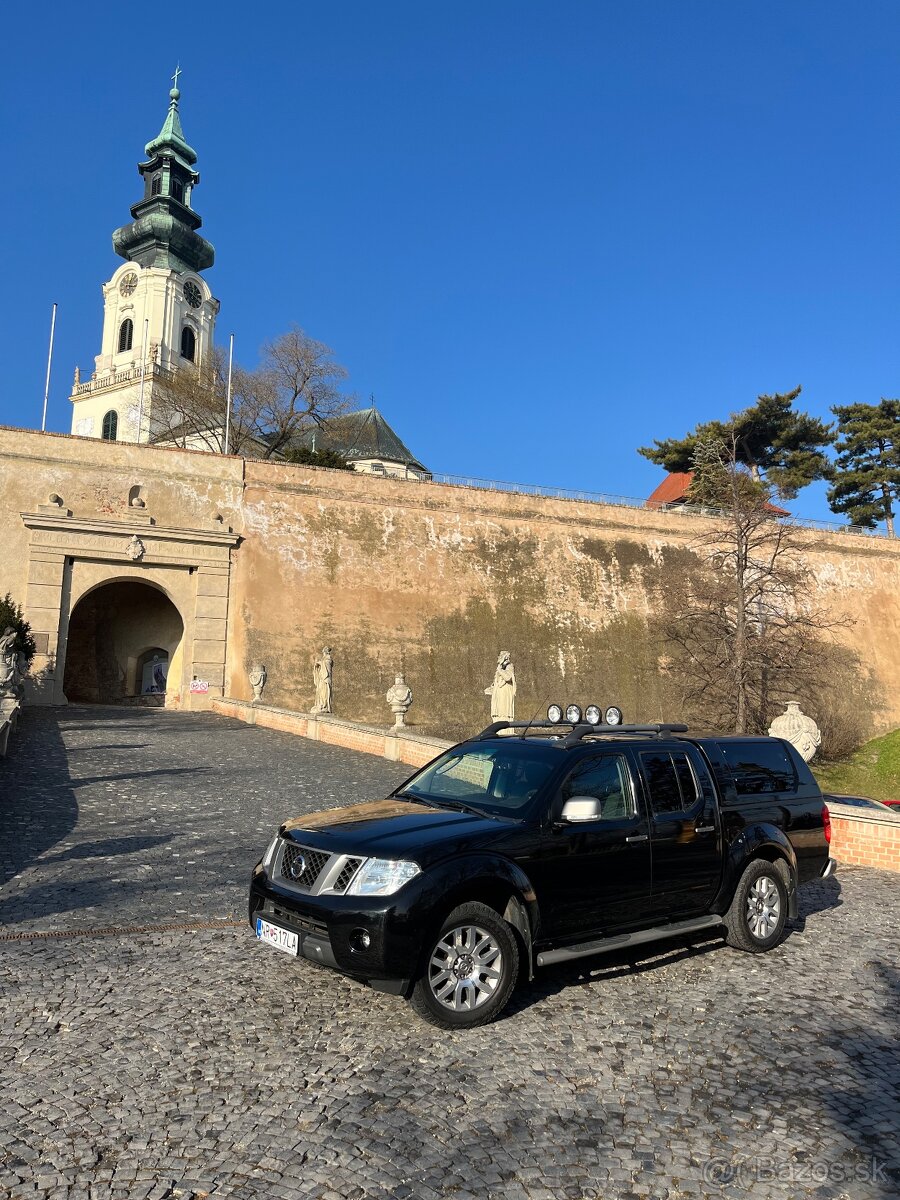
[
  {"xmin": 112, "ymin": 73, "xmax": 214, "ymax": 274},
  {"xmin": 144, "ymin": 86, "xmax": 198, "ymax": 166}
]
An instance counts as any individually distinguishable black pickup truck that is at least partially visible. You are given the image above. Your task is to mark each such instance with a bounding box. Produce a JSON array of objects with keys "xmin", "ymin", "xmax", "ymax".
[{"xmin": 248, "ymin": 716, "xmax": 835, "ymax": 1029}]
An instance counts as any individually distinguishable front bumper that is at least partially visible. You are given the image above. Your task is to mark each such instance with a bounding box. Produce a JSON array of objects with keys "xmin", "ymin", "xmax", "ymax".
[{"xmin": 248, "ymin": 864, "xmax": 416, "ymax": 995}]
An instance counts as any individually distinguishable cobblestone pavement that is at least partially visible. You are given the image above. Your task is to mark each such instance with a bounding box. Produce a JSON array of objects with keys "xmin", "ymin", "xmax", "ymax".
[{"xmin": 1, "ymin": 707, "xmax": 899, "ymax": 1200}]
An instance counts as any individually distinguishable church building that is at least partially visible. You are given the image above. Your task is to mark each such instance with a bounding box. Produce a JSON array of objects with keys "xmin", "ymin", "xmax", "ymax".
[
  {"xmin": 69, "ymin": 72, "xmax": 219, "ymax": 444},
  {"xmin": 66, "ymin": 75, "xmax": 428, "ymax": 480}
]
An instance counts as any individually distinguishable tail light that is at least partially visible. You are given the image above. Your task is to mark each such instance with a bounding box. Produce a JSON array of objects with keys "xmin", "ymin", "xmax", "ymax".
[{"xmin": 822, "ymin": 804, "xmax": 831, "ymax": 844}]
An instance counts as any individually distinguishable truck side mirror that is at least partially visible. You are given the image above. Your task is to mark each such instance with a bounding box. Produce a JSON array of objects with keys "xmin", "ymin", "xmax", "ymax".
[{"xmin": 560, "ymin": 796, "xmax": 602, "ymax": 823}]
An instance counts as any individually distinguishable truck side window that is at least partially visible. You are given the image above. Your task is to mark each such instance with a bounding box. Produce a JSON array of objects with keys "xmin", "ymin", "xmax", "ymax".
[
  {"xmin": 562, "ymin": 755, "xmax": 633, "ymax": 820},
  {"xmin": 641, "ymin": 750, "xmax": 701, "ymax": 815},
  {"xmin": 719, "ymin": 741, "xmax": 796, "ymax": 795}
]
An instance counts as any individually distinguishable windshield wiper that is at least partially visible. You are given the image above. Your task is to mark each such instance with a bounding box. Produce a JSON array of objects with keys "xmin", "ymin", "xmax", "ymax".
[
  {"xmin": 396, "ymin": 789, "xmax": 440, "ymax": 806},
  {"xmin": 428, "ymin": 798, "xmax": 501, "ymax": 820},
  {"xmin": 397, "ymin": 790, "xmax": 500, "ymax": 820}
]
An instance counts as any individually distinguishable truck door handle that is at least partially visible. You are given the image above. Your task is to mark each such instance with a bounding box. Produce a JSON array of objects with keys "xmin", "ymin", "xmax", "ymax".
[
  {"xmin": 694, "ymin": 824, "xmax": 715, "ymax": 834},
  {"xmin": 625, "ymin": 834, "xmax": 648, "ymax": 843}
]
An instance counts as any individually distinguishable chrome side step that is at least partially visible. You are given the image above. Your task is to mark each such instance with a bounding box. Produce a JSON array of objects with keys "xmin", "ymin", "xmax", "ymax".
[{"xmin": 536, "ymin": 914, "xmax": 724, "ymax": 967}]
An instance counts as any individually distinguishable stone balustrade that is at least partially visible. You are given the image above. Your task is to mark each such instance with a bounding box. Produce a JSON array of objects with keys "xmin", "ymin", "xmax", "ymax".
[{"xmin": 211, "ymin": 697, "xmax": 451, "ymax": 768}]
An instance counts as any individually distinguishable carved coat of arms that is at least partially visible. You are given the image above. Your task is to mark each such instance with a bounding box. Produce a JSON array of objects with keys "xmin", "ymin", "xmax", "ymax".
[{"xmin": 124, "ymin": 534, "xmax": 145, "ymax": 561}]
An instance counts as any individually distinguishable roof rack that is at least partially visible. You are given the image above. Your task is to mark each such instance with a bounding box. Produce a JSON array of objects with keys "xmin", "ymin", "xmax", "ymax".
[
  {"xmin": 473, "ymin": 720, "xmax": 689, "ymax": 744},
  {"xmin": 561, "ymin": 723, "xmax": 689, "ymax": 746}
]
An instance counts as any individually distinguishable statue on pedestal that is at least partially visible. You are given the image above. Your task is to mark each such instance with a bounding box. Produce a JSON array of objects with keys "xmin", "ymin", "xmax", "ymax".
[
  {"xmin": 0, "ymin": 628, "xmax": 18, "ymax": 696},
  {"xmin": 485, "ymin": 651, "xmax": 516, "ymax": 721},
  {"xmin": 249, "ymin": 663, "xmax": 267, "ymax": 703},
  {"xmin": 312, "ymin": 647, "xmax": 334, "ymax": 714},
  {"xmin": 386, "ymin": 673, "xmax": 413, "ymax": 728},
  {"xmin": 768, "ymin": 701, "xmax": 822, "ymax": 763}
]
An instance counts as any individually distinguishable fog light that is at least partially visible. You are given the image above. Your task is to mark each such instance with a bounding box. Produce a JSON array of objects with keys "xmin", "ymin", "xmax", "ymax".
[
  {"xmin": 584, "ymin": 705, "xmax": 601, "ymax": 725},
  {"xmin": 547, "ymin": 704, "xmax": 563, "ymax": 723},
  {"xmin": 565, "ymin": 704, "xmax": 582, "ymax": 724},
  {"xmin": 349, "ymin": 929, "xmax": 371, "ymax": 952},
  {"xmin": 605, "ymin": 706, "xmax": 623, "ymax": 726}
]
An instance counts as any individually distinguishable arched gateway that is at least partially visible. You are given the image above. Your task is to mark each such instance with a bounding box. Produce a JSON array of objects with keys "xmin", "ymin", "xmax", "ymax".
[
  {"xmin": 21, "ymin": 498, "xmax": 239, "ymax": 708},
  {"xmin": 63, "ymin": 581, "xmax": 184, "ymax": 704}
]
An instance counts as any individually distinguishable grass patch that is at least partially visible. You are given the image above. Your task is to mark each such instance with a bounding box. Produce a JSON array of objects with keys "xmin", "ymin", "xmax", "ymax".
[{"xmin": 813, "ymin": 728, "xmax": 900, "ymax": 801}]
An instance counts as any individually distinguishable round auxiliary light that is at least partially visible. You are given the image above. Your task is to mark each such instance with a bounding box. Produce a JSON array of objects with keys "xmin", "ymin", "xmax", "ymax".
[
  {"xmin": 547, "ymin": 703, "xmax": 563, "ymax": 724},
  {"xmin": 565, "ymin": 704, "xmax": 583, "ymax": 724},
  {"xmin": 605, "ymin": 706, "xmax": 624, "ymax": 726},
  {"xmin": 584, "ymin": 705, "xmax": 601, "ymax": 726}
]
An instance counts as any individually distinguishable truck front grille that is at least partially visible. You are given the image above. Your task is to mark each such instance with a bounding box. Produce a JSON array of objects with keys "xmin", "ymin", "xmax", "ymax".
[
  {"xmin": 333, "ymin": 857, "xmax": 363, "ymax": 893},
  {"xmin": 275, "ymin": 842, "xmax": 367, "ymax": 896},
  {"xmin": 281, "ymin": 843, "xmax": 330, "ymax": 889}
]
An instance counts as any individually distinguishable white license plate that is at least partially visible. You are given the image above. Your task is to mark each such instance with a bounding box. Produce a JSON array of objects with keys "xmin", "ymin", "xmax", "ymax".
[{"xmin": 256, "ymin": 917, "xmax": 299, "ymax": 956}]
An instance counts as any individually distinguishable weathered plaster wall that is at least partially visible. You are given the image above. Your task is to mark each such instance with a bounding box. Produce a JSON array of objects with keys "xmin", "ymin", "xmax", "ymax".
[{"xmin": 1, "ymin": 427, "xmax": 898, "ymax": 737}]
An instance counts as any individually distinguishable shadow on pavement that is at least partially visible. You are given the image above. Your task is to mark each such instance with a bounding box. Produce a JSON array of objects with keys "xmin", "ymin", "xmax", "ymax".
[
  {"xmin": 823, "ymin": 961, "xmax": 900, "ymax": 1196},
  {"xmin": 0, "ymin": 709, "xmax": 78, "ymax": 892},
  {"xmin": 68, "ymin": 766, "xmax": 210, "ymax": 789},
  {"xmin": 36, "ymin": 833, "xmax": 174, "ymax": 865}
]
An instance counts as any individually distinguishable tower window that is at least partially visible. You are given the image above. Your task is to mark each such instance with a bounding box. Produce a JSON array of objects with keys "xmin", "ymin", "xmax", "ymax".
[
  {"xmin": 180, "ymin": 326, "xmax": 196, "ymax": 362},
  {"xmin": 151, "ymin": 174, "xmax": 162, "ymax": 197},
  {"xmin": 101, "ymin": 410, "xmax": 118, "ymax": 441},
  {"xmin": 171, "ymin": 179, "xmax": 184, "ymax": 203},
  {"xmin": 118, "ymin": 318, "xmax": 134, "ymax": 353}
]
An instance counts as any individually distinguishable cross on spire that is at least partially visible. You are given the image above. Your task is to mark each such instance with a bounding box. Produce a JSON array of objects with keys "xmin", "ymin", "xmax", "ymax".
[{"xmin": 171, "ymin": 63, "xmax": 182, "ymax": 91}]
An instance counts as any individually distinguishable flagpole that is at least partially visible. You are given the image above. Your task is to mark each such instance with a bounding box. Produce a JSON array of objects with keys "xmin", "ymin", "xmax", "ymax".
[
  {"xmin": 136, "ymin": 317, "xmax": 149, "ymax": 441},
  {"xmin": 224, "ymin": 332, "xmax": 234, "ymax": 454},
  {"xmin": 41, "ymin": 303, "xmax": 58, "ymax": 432}
]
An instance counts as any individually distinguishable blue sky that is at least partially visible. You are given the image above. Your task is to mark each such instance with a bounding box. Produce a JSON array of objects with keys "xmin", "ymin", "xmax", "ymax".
[{"xmin": 2, "ymin": 1, "xmax": 898, "ymax": 524}]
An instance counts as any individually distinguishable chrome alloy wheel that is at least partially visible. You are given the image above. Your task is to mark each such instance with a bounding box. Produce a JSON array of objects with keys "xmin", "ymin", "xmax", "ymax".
[
  {"xmin": 428, "ymin": 923, "xmax": 504, "ymax": 1011},
  {"xmin": 746, "ymin": 876, "xmax": 781, "ymax": 939}
]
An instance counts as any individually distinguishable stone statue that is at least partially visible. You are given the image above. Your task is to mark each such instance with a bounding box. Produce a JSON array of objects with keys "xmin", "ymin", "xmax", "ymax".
[
  {"xmin": 485, "ymin": 650, "xmax": 516, "ymax": 721},
  {"xmin": 769, "ymin": 701, "xmax": 822, "ymax": 763},
  {"xmin": 249, "ymin": 663, "xmax": 267, "ymax": 703},
  {"xmin": 0, "ymin": 628, "xmax": 17, "ymax": 695},
  {"xmin": 386, "ymin": 673, "xmax": 413, "ymax": 728},
  {"xmin": 311, "ymin": 647, "xmax": 334, "ymax": 714}
]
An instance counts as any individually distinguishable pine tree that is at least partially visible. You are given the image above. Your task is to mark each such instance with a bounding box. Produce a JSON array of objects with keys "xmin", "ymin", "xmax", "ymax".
[
  {"xmin": 639, "ymin": 386, "xmax": 834, "ymax": 498},
  {"xmin": 827, "ymin": 399, "xmax": 900, "ymax": 537}
]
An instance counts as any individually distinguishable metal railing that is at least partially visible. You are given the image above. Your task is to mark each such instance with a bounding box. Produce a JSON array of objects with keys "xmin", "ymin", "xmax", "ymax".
[{"xmin": 424, "ymin": 472, "xmax": 889, "ymax": 539}]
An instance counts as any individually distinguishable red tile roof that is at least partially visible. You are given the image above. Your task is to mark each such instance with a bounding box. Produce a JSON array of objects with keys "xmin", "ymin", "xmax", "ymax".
[
  {"xmin": 646, "ymin": 471, "xmax": 693, "ymax": 507},
  {"xmin": 646, "ymin": 470, "xmax": 790, "ymax": 517}
]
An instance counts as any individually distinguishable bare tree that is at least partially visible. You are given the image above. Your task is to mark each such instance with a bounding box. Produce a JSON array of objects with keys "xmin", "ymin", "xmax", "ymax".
[
  {"xmin": 663, "ymin": 433, "xmax": 849, "ymax": 734},
  {"xmin": 150, "ymin": 327, "xmax": 351, "ymax": 457},
  {"xmin": 148, "ymin": 346, "xmax": 231, "ymax": 454}
]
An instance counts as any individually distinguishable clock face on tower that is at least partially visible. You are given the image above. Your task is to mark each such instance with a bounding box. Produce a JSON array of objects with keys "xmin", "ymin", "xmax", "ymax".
[
  {"xmin": 184, "ymin": 280, "xmax": 202, "ymax": 309},
  {"xmin": 119, "ymin": 272, "xmax": 138, "ymax": 297}
]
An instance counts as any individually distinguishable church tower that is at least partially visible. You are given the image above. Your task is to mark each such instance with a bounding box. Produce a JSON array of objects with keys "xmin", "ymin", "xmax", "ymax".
[{"xmin": 70, "ymin": 72, "xmax": 219, "ymax": 443}]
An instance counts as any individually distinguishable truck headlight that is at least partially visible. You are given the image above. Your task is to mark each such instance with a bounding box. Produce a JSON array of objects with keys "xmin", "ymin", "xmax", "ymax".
[{"xmin": 347, "ymin": 858, "xmax": 421, "ymax": 896}]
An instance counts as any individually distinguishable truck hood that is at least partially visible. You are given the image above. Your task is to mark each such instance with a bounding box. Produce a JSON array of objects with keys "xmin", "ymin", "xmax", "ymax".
[{"xmin": 281, "ymin": 798, "xmax": 505, "ymax": 858}]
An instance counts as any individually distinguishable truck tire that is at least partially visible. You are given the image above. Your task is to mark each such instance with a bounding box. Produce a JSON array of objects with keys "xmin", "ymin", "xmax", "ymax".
[
  {"xmin": 725, "ymin": 859, "xmax": 788, "ymax": 953},
  {"xmin": 408, "ymin": 901, "xmax": 519, "ymax": 1030}
]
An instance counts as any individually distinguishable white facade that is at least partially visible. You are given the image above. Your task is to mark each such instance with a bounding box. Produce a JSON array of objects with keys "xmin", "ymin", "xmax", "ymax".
[{"xmin": 70, "ymin": 260, "xmax": 219, "ymax": 444}]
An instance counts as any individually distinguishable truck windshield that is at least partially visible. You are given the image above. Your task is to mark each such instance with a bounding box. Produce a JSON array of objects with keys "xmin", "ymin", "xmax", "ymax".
[{"xmin": 398, "ymin": 742, "xmax": 557, "ymax": 818}]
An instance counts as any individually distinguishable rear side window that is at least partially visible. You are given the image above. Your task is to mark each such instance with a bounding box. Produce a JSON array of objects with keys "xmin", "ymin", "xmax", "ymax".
[
  {"xmin": 640, "ymin": 750, "xmax": 701, "ymax": 815},
  {"xmin": 719, "ymin": 741, "xmax": 797, "ymax": 795}
]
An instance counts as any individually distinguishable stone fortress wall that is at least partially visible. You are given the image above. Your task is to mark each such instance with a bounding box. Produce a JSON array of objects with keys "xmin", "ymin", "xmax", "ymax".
[{"xmin": 1, "ymin": 425, "xmax": 898, "ymax": 738}]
